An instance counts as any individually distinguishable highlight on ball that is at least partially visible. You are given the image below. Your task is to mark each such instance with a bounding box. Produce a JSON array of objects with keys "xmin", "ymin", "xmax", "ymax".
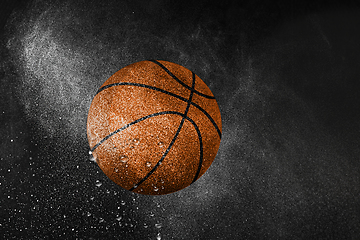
[{"xmin": 87, "ymin": 60, "xmax": 222, "ymax": 195}]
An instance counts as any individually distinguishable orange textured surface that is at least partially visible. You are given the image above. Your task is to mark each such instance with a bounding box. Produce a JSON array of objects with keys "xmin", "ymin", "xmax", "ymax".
[{"xmin": 87, "ymin": 60, "xmax": 222, "ymax": 195}]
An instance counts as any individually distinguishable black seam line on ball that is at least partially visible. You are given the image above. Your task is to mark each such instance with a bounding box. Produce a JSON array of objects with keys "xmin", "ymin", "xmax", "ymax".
[
  {"xmin": 148, "ymin": 59, "xmax": 215, "ymax": 99},
  {"xmin": 187, "ymin": 72, "xmax": 204, "ymax": 184},
  {"xmin": 189, "ymin": 72, "xmax": 203, "ymax": 184},
  {"xmin": 96, "ymin": 82, "xmax": 221, "ymax": 139},
  {"xmin": 89, "ymin": 111, "xmax": 169, "ymax": 152},
  {"xmin": 130, "ymin": 72, "xmax": 197, "ymax": 191},
  {"xmin": 90, "ymin": 111, "xmax": 202, "ymax": 160}
]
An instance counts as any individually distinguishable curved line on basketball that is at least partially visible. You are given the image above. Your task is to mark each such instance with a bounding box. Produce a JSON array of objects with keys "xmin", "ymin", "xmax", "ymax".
[
  {"xmin": 91, "ymin": 111, "xmax": 203, "ymax": 190},
  {"xmin": 191, "ymin": 122, "xmax": 203, "ymax": 183},
  {"xmin": 148, "ymin": 59, "xmax": 215, "ymax": 99},
  {"xmin": 96, "ymin": 82, "xmax": 222, "ymax": 139},
  {"xmin": 129, "ymin": 71, "xmax": 196, "ymax": 191}
]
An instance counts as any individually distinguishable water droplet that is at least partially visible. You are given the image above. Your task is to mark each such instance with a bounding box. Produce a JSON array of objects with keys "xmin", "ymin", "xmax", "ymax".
[
  {"xmin": 146, "ymin": 162, "xmax": 151, "ymax": 167},
  {"xmin": 155, "ymin": 223, "xmax": 162, "ymax": 229},
  {"xmin": 87, "ymin": 212, "xmax": 91, "ymax": 217},
  {"xmin": 158, "ymin": 142, "xmax": 164, "ymax": 148},
  {"xmin": 99, "ymin": 218, "xmax": 104, "ymax": 223},
  {"xmin": 89, "ymin": 155, "xmax": 96, "ymax": 162},
  {"xmin": 133, "ymin": 138, "xmax": 140, "ymax": 145},
  {"xmin": 121, "ymin": 200, "xmax": 126, "ymax": 205},
  {"xmin": 114, "ymin": 168, "xmax": 119, "ymax": 172},
  {"xmin": 119, "ymin": 155, "xmax": 128, "ymax": 163},
  {"xmin": 154, "ymin": 187, "xmax": 159, "ymax": 192},
  {"xmin": 116, "ymin": 216, "xmax": 122, "ymax": 221},
  {"xmin": 156, "ymin": 232, "xmax": 161, "ymax": 240},
  {"xmin": 144, "ymin": 223, "xmax": 148, "ymax": 228},
  {"xmin": 95, "ymin": 180, "xmax": 102, "ymax": 187}
]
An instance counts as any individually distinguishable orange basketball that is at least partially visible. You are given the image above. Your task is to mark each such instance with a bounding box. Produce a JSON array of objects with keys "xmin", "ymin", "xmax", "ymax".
[{"xmin": 87, "ymin": 60, "xmax": 222, "ymax": 195}]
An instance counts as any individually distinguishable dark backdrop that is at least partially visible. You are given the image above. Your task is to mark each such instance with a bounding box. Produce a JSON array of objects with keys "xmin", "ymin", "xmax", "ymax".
[{"xmin": 1, "ymin": 0, "xmax": 359, "ymax": 239}]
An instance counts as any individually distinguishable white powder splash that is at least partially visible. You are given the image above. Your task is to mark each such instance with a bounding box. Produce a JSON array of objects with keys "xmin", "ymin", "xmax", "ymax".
[{"xmin": 6, "ymin": 4, "xmax": 97, "ymax": 143}]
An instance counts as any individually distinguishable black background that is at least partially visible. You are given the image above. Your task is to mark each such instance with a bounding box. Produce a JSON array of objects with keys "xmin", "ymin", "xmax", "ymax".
[{"xmin": 1, "ymin": 0, "xmax": 360, "ymax": 239}]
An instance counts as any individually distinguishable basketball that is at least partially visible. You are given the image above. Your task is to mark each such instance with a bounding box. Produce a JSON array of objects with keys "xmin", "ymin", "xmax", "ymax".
[{"xmin": 87, "ymin": 60, "xmax": 222, "ymax": 195}]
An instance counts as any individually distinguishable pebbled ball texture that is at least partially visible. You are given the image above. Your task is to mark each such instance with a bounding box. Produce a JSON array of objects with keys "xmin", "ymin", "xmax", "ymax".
[{"xmin": 87, "ymin": 60, "xmax": 222, "ymax": 195}]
